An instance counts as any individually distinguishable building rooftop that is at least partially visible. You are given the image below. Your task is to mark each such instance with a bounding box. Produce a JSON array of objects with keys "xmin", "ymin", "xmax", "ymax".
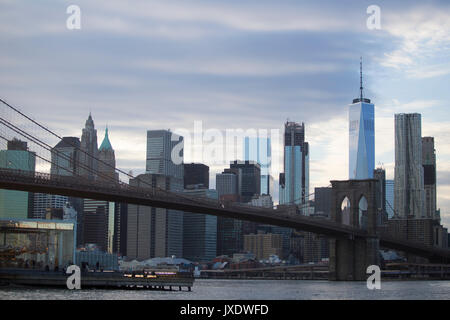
[{"xmin": 99, "ymin": 127, "xmax": 113, "ymax": 151}]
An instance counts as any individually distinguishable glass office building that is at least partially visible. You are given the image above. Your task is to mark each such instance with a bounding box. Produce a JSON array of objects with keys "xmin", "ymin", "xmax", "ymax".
[
  {"xmin": 349, "ymin": 59, "xmax": 375, "ymax": 180},
  {"xmin": 279, "ymin": 122, "xmax": 309, "ymax": 205},
  {"xmin": 0, "ymin": 139, "xmax": 36, "ymax": 219},
  {"xmin": 349, "ymin": 99, "xmax": 375, "ymax": 180},
  {"xmin": 183, "ymin": 188, "xmax": 217, "ymax": 262}
]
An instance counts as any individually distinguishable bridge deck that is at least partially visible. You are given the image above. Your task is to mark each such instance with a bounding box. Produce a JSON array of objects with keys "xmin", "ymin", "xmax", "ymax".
[{"xmin": 0, "ymin": 169, "xmax": 449, "ymax": 262}]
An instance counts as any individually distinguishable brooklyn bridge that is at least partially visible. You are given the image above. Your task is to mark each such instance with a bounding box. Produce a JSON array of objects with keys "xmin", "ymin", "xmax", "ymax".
[{"xmin": 0, "ymin": 98, "xmax": 449, "ymax": 281}]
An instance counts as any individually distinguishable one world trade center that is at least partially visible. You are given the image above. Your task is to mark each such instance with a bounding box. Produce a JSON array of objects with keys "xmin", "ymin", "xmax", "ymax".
[{"xmin": 349, "ymin": 58, "xmax": 375, "ymax": 180}]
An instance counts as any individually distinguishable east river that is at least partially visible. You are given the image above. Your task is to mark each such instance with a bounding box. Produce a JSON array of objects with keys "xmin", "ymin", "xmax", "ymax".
[{"xmin": 1, "ymin": 279, "xmax": 449, "ymax": 300}]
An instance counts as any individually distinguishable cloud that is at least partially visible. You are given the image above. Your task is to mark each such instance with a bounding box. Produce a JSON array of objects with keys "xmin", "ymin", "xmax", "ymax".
[
  {"xmin": 380, "ymin": 4, "xmax": 450, "ymax": 78},
  {"xmin": 132, "ymin": 58, "xmax": 342, "ymax": 77}
]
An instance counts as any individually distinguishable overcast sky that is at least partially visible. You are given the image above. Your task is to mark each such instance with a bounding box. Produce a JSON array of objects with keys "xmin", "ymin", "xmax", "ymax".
[{"xmin": 1, "ymin": 0, "xmax": 450, "ymax": 227}]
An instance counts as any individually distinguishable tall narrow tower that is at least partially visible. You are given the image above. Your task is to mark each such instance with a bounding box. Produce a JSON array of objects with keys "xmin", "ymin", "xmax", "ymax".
[
  {"xmin": 98, "ymin": 127, "xmax": 118, "ymax": 182},
  {"xmin": 279, "ymin": 121, "xmax": 309, "ymax": 205},
  {"xmin": 79, "ymin": 113, "xmax": 99, "ymax": 180},
  {"xmin": 349, "ymin": 58, "xmax": 375, "ymax": 179},
  {"xmin": 394, "ymin": 113, "xmax": 425, "ymax": 218}
]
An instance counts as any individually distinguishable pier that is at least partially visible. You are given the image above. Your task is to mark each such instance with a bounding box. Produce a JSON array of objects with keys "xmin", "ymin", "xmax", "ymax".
[{"xmin": 0, "ymin": 269, "xmax": 194, "ymax": 291}]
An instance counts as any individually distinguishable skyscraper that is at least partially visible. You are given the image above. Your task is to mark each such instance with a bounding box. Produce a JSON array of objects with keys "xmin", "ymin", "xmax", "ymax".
[
  {"xmin": 79, "ymin": 113, "xmax": 98, "ymax": 180},
  {"xmin": 184, "ymin": 163, "xmax": 209, "ymax": 188},
  {"xmin": 0, "ymin": 139, "xmax": 36, "ymax": 219},
  {"xmin": 50, "ymin": 137, "xmax": 81, "ymax": 176},
  {"xmin": 146, "ymin": 130, "xmax": 183, "ymax": 179},
  {"xmin": 183, "ymin": 187, "xmax": 217, "ymax": 262},
  {"xmin": 216, "ymin": 171, "xmax": 242, "ymax": 256},
  {"xmin": 394, "ymin": 113, "xmax": 425, "ymax": 218},
  {"xmin": 349, "ymin": 59, "xmax": 375, "ymax": 180},
  {"xmin": 228, "ymin": 160, "xmax": 261, "ymax": 204},
  {"xmin": 373, "ymin": 168, "xmax": 387, "ymax": 224},
  {"xmin": 34, "ymin": 137, "xmax": 81, "ymax": 220},
  {"xmin": 314, "ymin": 187, "xmax": 332, "ymax": 217},
  {"xmin": 279, "ymin": 121, "xmax": 309, "ymax": 205},
  {"xmin": 385, "ymin": 180, "xmax": 395, "ymax": 218},
  {"xmin": 422, "ymin": 137, "xmax": 437, "ymax": 219},
  {"xmin": 36, "ymin": 137, "xmax": 84, "ymax": 242},
  {"xmin": 126, "ymin": 129, "xmax": 184, "ymax": 260},
  {"xmin": 127, "ymin": 174, "xmax": 183, "ymax": 260},
  {"xmin": 84, "ymin": 127, "xmax": 120, "ymax": 253},
  {"xmin": 243, "ymin": 136, "xmax": 273, "ymax": 195}
]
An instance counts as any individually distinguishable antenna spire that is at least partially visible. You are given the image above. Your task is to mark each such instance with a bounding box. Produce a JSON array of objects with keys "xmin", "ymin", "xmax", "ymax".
[{"xmin": 360, "ymin": 56, "xmax": 364, "ymax": 101}]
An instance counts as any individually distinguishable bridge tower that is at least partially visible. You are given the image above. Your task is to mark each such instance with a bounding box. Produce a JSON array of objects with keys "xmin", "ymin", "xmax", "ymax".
[{"xmin": 329, "ymin": 179, "xmax": 380, "ymax": 281}]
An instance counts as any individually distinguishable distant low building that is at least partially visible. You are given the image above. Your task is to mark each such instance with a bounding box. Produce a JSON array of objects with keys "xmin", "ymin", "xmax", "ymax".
[{"xmin": 243, "ymin": 232, "xmax": 283, "ymax": 261}]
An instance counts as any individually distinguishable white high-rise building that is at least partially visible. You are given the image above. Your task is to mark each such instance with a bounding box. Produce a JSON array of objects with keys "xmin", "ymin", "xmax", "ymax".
[
  {"xmin": 394, "ymin": 113, "xmax": 425, "ymax": 218},
  {"xmin": 349, "ymin": 59, "xmax": 375, "ymax": 180}
]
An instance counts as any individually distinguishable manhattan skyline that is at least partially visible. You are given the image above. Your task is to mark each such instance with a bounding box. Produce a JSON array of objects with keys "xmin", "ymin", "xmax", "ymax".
[{"xmin": 1, "ymin": 0, "xmax": 450, "ymax": 228}]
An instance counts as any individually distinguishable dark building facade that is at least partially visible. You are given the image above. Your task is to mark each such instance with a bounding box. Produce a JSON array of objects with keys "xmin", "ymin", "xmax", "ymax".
[
  {"xmin": 314, "ymin": 187, "xmax": 332, "ymax": 216},
  {"xmin": 422, "ymin": 137, "xmax": 437, "ymax": 219},
  {"xmin": 373, "ymin": 168, "xmax": 387, "ymax": 224},
  {"xmin": 216, "ymin": 172, "xmax": 242, "ymax": 257},
  {"xmin": 228, "ymin": 160, "xmax": 261, "ymax": 203},
  {"xmin": 184, "ymin": 163, "xmax": 209, "ymax": 189},
  {"xmin": 126, "ymin": 173, "xmax": 184, "ymax": 260},
  {"xmin": 228, "ymin": 160, "xmax": 261, "ymax": 238}
]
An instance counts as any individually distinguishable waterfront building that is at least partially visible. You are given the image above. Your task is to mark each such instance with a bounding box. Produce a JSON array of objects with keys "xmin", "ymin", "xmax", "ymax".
[
  {"xmin": 394, "ymin": 113, "xmax": 425, "ymax": 218},
  {"xmin": 0, "ymin": 139, "xmax": 36, "ymax": 219},
  {"xmin": 0, "ymin": 218, "xmax": 75, "ymax": 270},
  {"xmin": 279, "ymin": 121, "xmax": 309, "ymax": 205},
  {"xmin": 349, "ymin": 59, "xmax": 375, "ymax": 180},
  {"xmin": 243, "ymin": 232, "xmax": 283, "ymax": 261},
  {"xmin": 183, "ymin": 186, "xmax": 217, "ymax": 262},
  {"xmin": 302, "ymin": 212, "xmax": 329, "ymax": 263},
  {"xmin": 184, "ymin": 163, "xmax": 209, "ymax": 189}
]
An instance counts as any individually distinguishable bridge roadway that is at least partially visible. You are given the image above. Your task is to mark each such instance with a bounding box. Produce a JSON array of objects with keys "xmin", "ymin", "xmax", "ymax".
[{"xmin": 0, "ymin": 168, "xmax": 449, "ymax": 262}]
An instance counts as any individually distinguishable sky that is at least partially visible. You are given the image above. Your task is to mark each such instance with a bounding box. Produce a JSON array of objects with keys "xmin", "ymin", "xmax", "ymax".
[{"xmin": 1, "ymin": 0, "xmax": 450, "ymax": 228}]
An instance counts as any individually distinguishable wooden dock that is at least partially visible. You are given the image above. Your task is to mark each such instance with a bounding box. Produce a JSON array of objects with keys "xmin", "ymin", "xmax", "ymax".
[{"xmin": 0, "ymin": 269, "xmax": 194, "ymax": 290}]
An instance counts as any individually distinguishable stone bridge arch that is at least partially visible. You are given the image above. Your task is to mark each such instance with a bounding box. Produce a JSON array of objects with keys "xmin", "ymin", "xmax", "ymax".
[{"xmin": 329, "ymin": 179, "xmax": 380, "ymax": 281}]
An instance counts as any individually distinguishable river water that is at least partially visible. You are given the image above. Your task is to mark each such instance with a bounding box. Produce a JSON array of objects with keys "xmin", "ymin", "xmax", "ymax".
[{"xmin": 1, "ymin": 279, "xmax": 449, "ymax": 300}]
